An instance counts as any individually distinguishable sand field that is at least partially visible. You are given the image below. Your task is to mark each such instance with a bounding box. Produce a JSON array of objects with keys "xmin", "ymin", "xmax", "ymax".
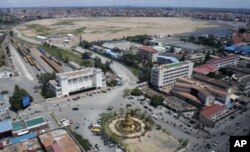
[{"xmin": 18, "ymin": 17, "xmax": 220, "ymax": 43}]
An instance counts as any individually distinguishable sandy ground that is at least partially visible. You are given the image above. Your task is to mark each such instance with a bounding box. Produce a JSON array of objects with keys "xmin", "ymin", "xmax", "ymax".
[
  {"xmin": 18, "ymin": 17, "xmax": 220, "ymax": 44},
  {"xmin": 124, "ymin": 130, "xmax": 179, "ymax": 152}
]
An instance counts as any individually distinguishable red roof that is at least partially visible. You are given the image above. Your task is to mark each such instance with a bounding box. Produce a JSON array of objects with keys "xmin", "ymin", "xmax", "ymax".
[
  {"xmin": 193, "ymin": 64, "xmax": 218, "ymax": 75},
  {"xmin": 232, "ymin": 33, "xmax": 243, "ymax": 44},
  {"xmin": 139, "ymin": 46, "xmax": 157, "ymax": 53},
  {"xmin": 51, "ymin": 143, "xmax": 63, "ymax": 152},
  {"xmin": 200, "ymin": 104, "xmax": 226, "ymax": 117}
]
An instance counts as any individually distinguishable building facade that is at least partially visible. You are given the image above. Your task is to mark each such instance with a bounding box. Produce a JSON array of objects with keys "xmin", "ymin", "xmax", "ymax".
[
  {"xmin": 151, "ymin": 61, "xmax": 193, "ymax": 91},
  {"xmin": 171, "ymin": 77, "xmax": 232, "ymax": 107},
  {"xmin": 207, "ymin": 54, "xmax": 240, "ymax": 68},
  {"xmin": 138, "ymin": 46, "xmax": 158, "ymax": 62},
  {"xmin": 49, "ymin": 68, "xmax": 106, "ymax": 97}
]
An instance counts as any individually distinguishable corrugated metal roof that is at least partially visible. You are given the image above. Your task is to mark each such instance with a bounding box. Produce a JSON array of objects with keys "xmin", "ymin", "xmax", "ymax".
[
  {"xmin": 10, "ymin": 132, "xmax": 37, "ymax": 144},
  {"xmin": 51, "ymin": 143, "xmax": 63, "ymax": 152},
  {"xmin": 200, "ymin": 104, "xmax": 226, "ymax": 118},
  {"xmin": 0, "ymin": 119, "xmax": 12, "ymax": 133}
]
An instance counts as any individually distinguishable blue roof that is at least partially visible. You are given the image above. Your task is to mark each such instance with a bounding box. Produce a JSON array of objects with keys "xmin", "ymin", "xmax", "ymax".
[
  {"xmin": 0, "ymin": 95, "xmax": 4, "ymax": 100},
  {"xmin": 10, "ymin": 132, "xmax": 37, "ymax": 144},
  {"xmin": 157, "ymin": 55, "xmax": 179, "ymax": 63},
  {"xmin": 241, "ymin": 46, "xmax": 250, "ymax": 53},
  {"xmin": 225, "ymin": 46, "xmax": 237, "ymax": 52},
  {"xmin": 105, "ymin": 49, "xmax": 119, "ymax": 59},
  {"xmin": 0, "ymin": 119, "xmax": 12, "ymax": 133}
]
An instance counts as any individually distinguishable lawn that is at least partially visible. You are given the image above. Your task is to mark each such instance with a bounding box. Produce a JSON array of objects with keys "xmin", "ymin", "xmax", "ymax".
[
  {"xmin": 41, "ymin": 44, "xmax": 82, "ymax": 64},
  {"xmin": 26, "ymin": 24, "xmax": 52, "ymax": 35},
  {"xmin": 52, "ymin": 20, "xmax": 75, "ymax": 26}
]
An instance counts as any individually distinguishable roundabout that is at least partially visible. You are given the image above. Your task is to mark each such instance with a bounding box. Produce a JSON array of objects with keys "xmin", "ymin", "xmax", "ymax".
[{"xmin": 108, "ymin": 110, "xmax": 147, "ymax": 138}]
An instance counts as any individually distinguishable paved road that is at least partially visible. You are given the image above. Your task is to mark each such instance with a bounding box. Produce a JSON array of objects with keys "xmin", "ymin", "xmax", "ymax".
[
  {"xmin": 0, "ymin": 38, "xmax": 44, "ymax": 102},
  {"xmin": 75, "ymin": 46, "xmax": 139, "ymax": 84}
]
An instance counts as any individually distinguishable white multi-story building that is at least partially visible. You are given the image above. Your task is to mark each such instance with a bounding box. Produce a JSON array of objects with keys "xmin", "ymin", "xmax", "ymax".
[
  {"xmin": 49, "ymin": 68, "xmax": 106, "ymax": 97},
  {"xmin": 151, "ymin": 61, "xmax": 193, "ymax": 91},
  {"xmin": 207, "ymin": 54, "xmax": 239, "ymax": 68}
]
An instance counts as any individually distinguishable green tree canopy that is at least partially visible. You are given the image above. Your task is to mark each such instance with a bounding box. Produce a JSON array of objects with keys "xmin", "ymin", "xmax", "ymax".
[
  {"xmin": 37, "ymin": 73, "xmax": 56, "ymax": 98},
  {"xmin": 131, "ymin": 87, "xmax": 143, "ymax": 96},
  {"xmin": 150, "ymin": 95, "xmax": 164, "ymax": 107},
  {"xmin": 9, "ymin": 85, "xmax": 31, "ymax": 111}
]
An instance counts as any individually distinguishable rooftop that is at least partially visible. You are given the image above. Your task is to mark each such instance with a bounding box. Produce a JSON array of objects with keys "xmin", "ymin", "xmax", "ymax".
[
  {"xmin": 139, "ymin": 46, "xmax": 157, "ymax": 53},
  {"xmin": 0, "ymin": 66, "xmax": 13, "ymax": 73},
  {"xmin": 192, "ymin": 73, "xmax": 231, "ymax": 90},
  {"xmin": 200, "ymin": 104, "xmax": 226, "ymax": 118},
  {"xmin": 11, "ymin": 120, "xmax": 26, "ymax": 132},
  {"xmin": 25, "ymin": 116, "xmax": 47, "ymax": 128},
  {"xmin": 163, "ymin": 62, "xmax": 185, "ymax": 69},
  {"xmin": 193, "ymin": 64, "xmax": 218, "ymax": 75},
  {"xmin": 58, "ymin": 68, "xmax": 93, "ymax": 78},
  {"xmin": 169, "ymin": 42, "xmax": 207, "ymax": 51},
  {"xmin": 39, "ymin": 129, "xmax": 81, "ymax": 152},
  {"xmin": 157, "ymin": 55, "xmax": 179, "ymax": 63},
  {"xmin": 172, "ymin": 91, "xmax": 201, "ymax": 104},
  {"xmin": 207, "ymin": 54, "xmax": 239, "ymax": 64},
  {"xmin": 10, "ymin": 132, "xmax": 37, "ymax": 145},
  {"xmin": 0, "ymin": 119, "xmax": 12, "ymax": 133},
  {"xmin": 3, "ymin": 137, "xmax": 42, "ymax": 152}
]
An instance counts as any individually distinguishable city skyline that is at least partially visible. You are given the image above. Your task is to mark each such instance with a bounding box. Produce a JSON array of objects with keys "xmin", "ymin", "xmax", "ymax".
[{"xmin": 1, "ymin": 0, "xmax": 250, "ymax": 9}]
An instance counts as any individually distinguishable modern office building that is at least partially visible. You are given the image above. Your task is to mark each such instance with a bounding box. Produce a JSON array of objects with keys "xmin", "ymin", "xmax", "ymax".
[
  {"xmin": 207, "ymin": 54, "xmax": 240, "ymax": 68},
  {"xmin": 151, "ymin": 61, "xmax": 193, "ymax": 91},
  {"xmin": 138, "ymin": 46, "xmax": 158, "ymax": 62},
  {"xmin": 49, "ymin": 68, "xmax": 106, "ymax": 97}
]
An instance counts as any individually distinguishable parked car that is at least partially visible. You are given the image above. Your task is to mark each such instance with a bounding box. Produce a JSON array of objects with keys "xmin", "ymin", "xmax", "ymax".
[
  {"xmin": 72, "ymin": 107, "xmax": 79, "ymax": 111},
  {"xmin": 95, "ymin": 144, "xmax": 102, "ymax": 150}
]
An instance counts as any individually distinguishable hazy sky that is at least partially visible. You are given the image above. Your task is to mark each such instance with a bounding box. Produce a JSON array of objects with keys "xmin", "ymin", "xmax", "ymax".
[{"xmin": 1, "ymin": 0, "xmax": 250, "ymax": 8}]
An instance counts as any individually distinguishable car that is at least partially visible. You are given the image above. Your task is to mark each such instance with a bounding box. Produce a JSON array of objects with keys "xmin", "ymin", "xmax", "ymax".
[
  {"xmin": 107, "ymin": 106, "xmax": 113, "ymax": 110},
  {"xmin": 95, "ymin": 144, "xmax": 102, "ymax": 150},
  {"xmin": 72, "ymin": 107, "xmax": 79, "ymax": 111},
  {"xmin": 143, "ymin": 106, "xmax": 148, "ymax": 109},
  {"xmin": 243, "ymin": 128, "xmax": 248, "ymax": 132},
  {"xmin": 97, "ymin": 119, "xmax": 102, "ymax": 124},
  {"xmin": 237, "ymin": 126, "xmax": 241, "ymax": 130},
  {"xmin": 207, "ymin": 144, "xmax": 212, "ymax": 149},
  {"xmin": 126, "ymin": 104, "xmax": 132, "ymax": 107},
  {"xmin": 109, "ymin": 143, "xmax": 116, "ymax": 148},
  {"xmin": 220, "ymin": 132, "xmax": 225, "ymax": 136}
]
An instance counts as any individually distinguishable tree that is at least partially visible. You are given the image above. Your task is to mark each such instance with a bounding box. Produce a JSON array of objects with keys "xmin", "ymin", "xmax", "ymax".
[
  {"xmin": 37, "ymin": 73, "xmax": 56, "ymax": 98},
  {"xmin": 188, "ymin": 35, "xmax": 196, "ymax": 43},
  {"xmin": 122, "ymin": 53, "xmax": 138, "ymax": 67},
  {"xmin": 81, "ymin": 60, "xmax": 93, "ymax": 67},
  {"xmin": 82, "ymin": 52, "xmax": 92, "ymax": 60},
  {"xmin": 204, "ymin": 51, "xmax": 211, "ymax": 62},
  {"xmin": 126, "ymin": 34, "xmax": 150, "ymax": 44},
  {"xmin": 80, "ymin": 40, "xmax": 92, "ymax": 49},
  {"xmin": 9, "ymin": 85, "xmax": 31, "ymax": 111},
  {"xmin": 69, "ymin": 130, "xmax": 92, "ymax": 150},
  {"xmin": 106, "ymin": 80, "xmax": 117, "ymax": 87},
  {"xmin": 131, "ymin": 87, "xmax": 143, "ymax": 96},
  {"xmin": 150, "ymin": 95, "xmax": 164, "ymax": 107},
  {"xmin": 170, "ymin": 46, "xmax": 175, "ymax": 53},
  {"xmin": 64, "ymin": 56, "xmax": 69, "ymax": 63}
]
